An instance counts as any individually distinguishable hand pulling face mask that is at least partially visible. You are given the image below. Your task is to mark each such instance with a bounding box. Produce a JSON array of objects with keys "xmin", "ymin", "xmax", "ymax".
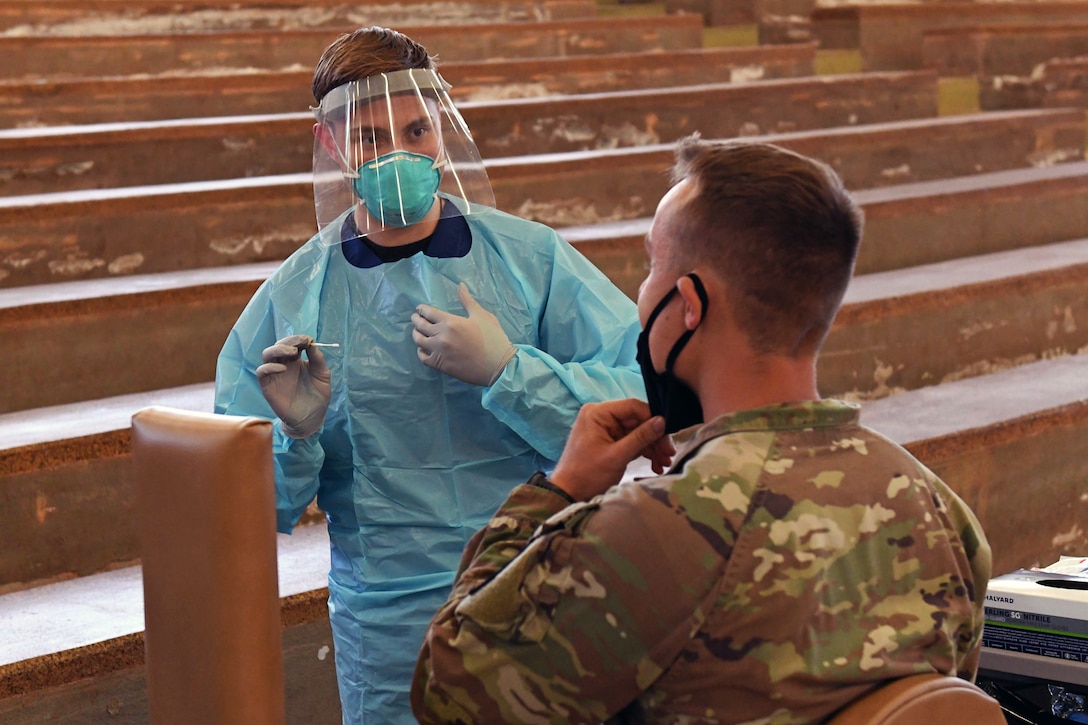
[
  {"xmin": 636, "ymin": 273, "xmax": 708, "ymax": 434},
  {"xmin": 352, "ymin": 150, "xmax": 442, "ymax": 228}
]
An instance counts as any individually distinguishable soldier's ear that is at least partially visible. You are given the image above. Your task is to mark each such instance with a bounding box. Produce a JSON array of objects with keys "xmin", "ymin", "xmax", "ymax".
[{"xmin": 676, "ymin": 274, "xmax": 707, "ymax": 330}]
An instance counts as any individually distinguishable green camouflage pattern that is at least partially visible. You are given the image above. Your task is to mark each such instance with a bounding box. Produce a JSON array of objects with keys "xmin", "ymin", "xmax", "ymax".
[{"xmin": 413, "ymin": 400, "xmax": 992, "ymax": 724}]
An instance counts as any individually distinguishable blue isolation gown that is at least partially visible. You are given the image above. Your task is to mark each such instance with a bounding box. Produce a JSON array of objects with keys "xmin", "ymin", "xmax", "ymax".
[{"xmin": 214, "ymin": 200, "xmax": 644, "ymax": 724}]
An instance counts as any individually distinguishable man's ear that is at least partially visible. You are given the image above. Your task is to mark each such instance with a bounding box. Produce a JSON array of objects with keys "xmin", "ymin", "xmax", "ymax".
[
  {"xmin": 676, "ymin": 275, "xmax": 707, "ymax": 330},
  {"xmin": 313, "ymin": 122, "xmax": 344, "ymax": 169}
]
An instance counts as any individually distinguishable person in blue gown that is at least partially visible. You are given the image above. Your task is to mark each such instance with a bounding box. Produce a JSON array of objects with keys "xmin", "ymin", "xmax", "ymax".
[{"xmin": 213, "ymin": 26, "xmax": 645, "ymax": 725}]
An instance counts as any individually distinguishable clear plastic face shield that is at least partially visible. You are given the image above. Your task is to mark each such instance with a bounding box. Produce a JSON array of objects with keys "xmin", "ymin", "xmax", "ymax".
[{"xmin": 311, "ymin": 68, "xmax": 495, "ymax": 243}]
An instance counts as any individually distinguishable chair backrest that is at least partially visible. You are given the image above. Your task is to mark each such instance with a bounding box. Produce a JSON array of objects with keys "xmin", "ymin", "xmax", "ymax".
[
  {"xmin": 827, "ymin": 673, "xmax": 1004, "ymax": 724},
  {"xmin": 132, "ymin": 406, "xmax": 286, "ymax": 725}
]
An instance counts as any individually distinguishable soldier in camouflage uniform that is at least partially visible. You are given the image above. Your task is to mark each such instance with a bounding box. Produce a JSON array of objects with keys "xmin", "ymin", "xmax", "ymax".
[{"xmin": 411, "ymin": 137, "xmax": 992, "ymax": 724}]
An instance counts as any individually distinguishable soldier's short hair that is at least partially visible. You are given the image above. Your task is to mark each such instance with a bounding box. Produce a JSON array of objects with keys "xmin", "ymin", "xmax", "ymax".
[
  {"xmin": 312, "ymin": 26, "xmax": 436, "ymax": 105},
  {"xmin": 666, "ymin": 135, "xmax": 864, "ymax": 358}
]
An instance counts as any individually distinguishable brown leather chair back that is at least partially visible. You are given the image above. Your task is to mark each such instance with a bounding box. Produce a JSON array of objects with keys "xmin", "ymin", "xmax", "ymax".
[
  {"xmin": 827, "ymin": 673, "xmax": 1004, "ymax": 724},
  {"xmin": 133, "ymin": 406, "xmax": 286, "ymax": 725}
]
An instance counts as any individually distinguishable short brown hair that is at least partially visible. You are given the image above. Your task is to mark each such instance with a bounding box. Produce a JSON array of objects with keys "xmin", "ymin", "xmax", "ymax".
[
  {"xmin": 312, "ymin": 26, "xmax": 435, "ymax": 104},
  {"xmin": 666, "ymin": 135, "xmax": 863, "ymax": 358}
]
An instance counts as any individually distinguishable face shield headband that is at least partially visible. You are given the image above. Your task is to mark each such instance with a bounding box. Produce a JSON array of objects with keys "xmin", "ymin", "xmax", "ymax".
[
  {"xmin": 311, "ymin": 68, "xmax": 495, "ymax": 241},
  {"xmin": 636, "ymin": 273, "xmax": 709, "ymax": 434}
]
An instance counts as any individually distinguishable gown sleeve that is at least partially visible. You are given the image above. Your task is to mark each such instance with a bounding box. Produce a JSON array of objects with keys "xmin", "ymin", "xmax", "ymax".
[
  {"xmin": 481, "ymin": 230, "xmax": 645, "ymax": 462},
  {"xmin": 213, "ymin": 279, "xmax": 326, "ymax": 534}
]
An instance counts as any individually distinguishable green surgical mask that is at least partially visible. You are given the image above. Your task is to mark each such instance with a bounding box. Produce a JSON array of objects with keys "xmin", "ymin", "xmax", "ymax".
[{"xmin": 352, "ymin": 151, "xmax": 441, "ymax": 228}]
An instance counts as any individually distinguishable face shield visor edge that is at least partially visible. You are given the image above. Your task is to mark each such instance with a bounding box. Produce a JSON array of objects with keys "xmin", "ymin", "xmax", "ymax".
[{"xmin": 311, "ymin": 68, "xmax": 495, "ymax": 243}]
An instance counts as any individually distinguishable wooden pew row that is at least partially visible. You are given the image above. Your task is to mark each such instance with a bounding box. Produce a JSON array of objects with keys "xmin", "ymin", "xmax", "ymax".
[
  {"xmin": 922, "ymin": 24, "xmax": 1088, "ymax": 79},
  {"xmin": 0, "ymin": 105, "xmax": 1078, "ymax": 201},
  {"xmin": 0, "ymin": 0, "xmax": 595, "ymax": 34},
  {"xmin": 0, "ymin": 69, "xmax": 953, "ymax": 196},
  {"xmin": 562, "ymin": 161, "xmax": 1088, "ymax": 288},
  {"xmin": 0, "ymin": 15, "xmax": 705, "ymax": 82},
  {"xmin": 2, "ymin": 349, "xmax": 1085, "ymax": 711},
  {"xmin": 0, "ymin": 69, "xmax": 942, "ymax": 289},
  {"xmin": 859, "ymin": 353, "xmax": 1088, "ymax": 576},
  {"xmin": 487, "ymin": 108, "xmax": 1085, "ymax": 227},
  {"xmin": 0, "ymin": 44, "xmax": 818, "ymax": 128},
  {"xmin": 466, "ymin": 69, "xmax": 938, "ymax": 156},
  {"xmin": 3, "ymin": 152, "xmax": 1088, "ymax": 415},
  {"xmin": 979, "ymin": 55, "xmax": 1088, "ymax": 112},
  {"xmin": 664, "ymin": 0, "xmax": 813, "ymax": 29},
  {"xmin": 7, "ymin": 342, "xmax": 1084, "ymax": 719},
  {"xmin": 811, "ymin": 1, "xmax": 1088, "ymax": 72},
  {"xmin": 4, "ymin": 106, "xmax": 1085, "ymax": 296}
]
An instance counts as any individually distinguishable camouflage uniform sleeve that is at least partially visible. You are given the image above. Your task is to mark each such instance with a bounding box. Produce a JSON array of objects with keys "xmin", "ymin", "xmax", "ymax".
[
  {"xmin": 412, "ymin": 473, "xmax": 726, "ymax": 724},
  {"xmin": 924, "ymin": 468, "xmax": 992, "ymax": 678},
  {"xmin": 448, "ymin": 475, "xmax": 573, "ymax": 598}
]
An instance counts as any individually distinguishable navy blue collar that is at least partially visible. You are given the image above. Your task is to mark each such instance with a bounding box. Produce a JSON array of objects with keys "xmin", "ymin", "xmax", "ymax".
[{"xmin": 340, "ymin": 211, "xmax": 472, "ymax": 269}]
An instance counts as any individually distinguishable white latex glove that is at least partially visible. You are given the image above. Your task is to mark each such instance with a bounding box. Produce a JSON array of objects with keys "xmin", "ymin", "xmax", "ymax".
[
  {"xmin": 256, "ymin": 334, "xmax": 332, "ymax": 439},
  {"xmin": 412, "ymin": 283, "xmax": 517, "ymax": 387}
]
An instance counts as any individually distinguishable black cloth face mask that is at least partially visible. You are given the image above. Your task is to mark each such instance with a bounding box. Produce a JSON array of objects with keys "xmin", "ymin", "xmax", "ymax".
[{"xmin": 636, "ymin": 273, "xmax": 708, "ymax": 434}]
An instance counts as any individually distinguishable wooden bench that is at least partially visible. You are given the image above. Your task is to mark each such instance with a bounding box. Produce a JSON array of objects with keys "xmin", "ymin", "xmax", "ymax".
[
  {"xmin": 665, "ymin": 0, "xmax": 812, "ymax": 29},
  {"xmin": 0, "ymin": 15, "xmax": 705, "ymax": 82},
  {"xmin": 4, "ymin": 159, "xmax": 1088, "ymax": 413},
  {"xmin": 5, "ymin": 108, "xmax": 1086, "ymax": 297},
  {"xmin": 1, "ymin": 105, "xmax": 1079, "ymax": 202},
  {"xmin": 979, "ymin": 55, "xmax": 1088, "ymax": 111},
  {"xmin": 811, "ymin": 1, "xmax": 1088, "ymax": 71},
  {"xmin": 486, "ymin": 107, "xmax": 1085, "ymax": 227},
  {"xmin": 825, "ymin": 236, "xmax": 1088, "ymax": 402},
  {"xmin": 0, "ymin": 44, "xmax": 819, "ymax": 129},
  {"xmin": 860, "ymin": 353, "xmax": 1088, "ymax": 575},
  {"xmin": 0, "ymin": 69, "xmax": 962, "ymax": 196},
  {"xmin": 561, "ymin": 160, "xmax": 1088, "ymax": 295},
  {"xmin": 922, "ymin": 23, "xmax": 1088, "ymax": 78},
  {"xmin": 0, "ymin": 0, "xmax": 595, "ymax": 34},
  {"xmin": 465, "ymin": 70, "xmax": 938, "ymax": 157}
]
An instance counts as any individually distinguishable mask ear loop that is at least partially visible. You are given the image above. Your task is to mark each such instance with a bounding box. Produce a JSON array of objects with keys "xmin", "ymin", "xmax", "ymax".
[
  {"xmin": 333, "ymin": 137, "xmax": 361, "ymax": 179},
  {"xmin": 663, "ymin": 273, "xmax": 709, "ymax": 372}
]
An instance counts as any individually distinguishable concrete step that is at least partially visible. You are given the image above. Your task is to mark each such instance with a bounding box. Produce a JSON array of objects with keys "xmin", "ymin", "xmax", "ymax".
[
  {"xmin": 0, "ymin": 15, "xmax": 705, "ymax": 82},
  {"xmin": 0, "ymin": 44, "xmax": 818, "ymax": 128},
  {"xmin": 3, "ymin": 351, "xmax": 1087, "ymax": 720},
  {"xmin": 811, "ymin": 1, "xmax": 1088, "ymax": 71},
  {"xmin": 4, "ymin": 236, "xmax": 1088, "ymax": 587},
  {"xmin": 0, "ymin": 0, "xmax": 595, "ymax": 34},
  {"xmin": 922, "ymin": 23, "xmax": 1088, "ymax": 78},
  {"xmin": 10, "ymin": 96, "xmax": 1084, "ymax": 199}
]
